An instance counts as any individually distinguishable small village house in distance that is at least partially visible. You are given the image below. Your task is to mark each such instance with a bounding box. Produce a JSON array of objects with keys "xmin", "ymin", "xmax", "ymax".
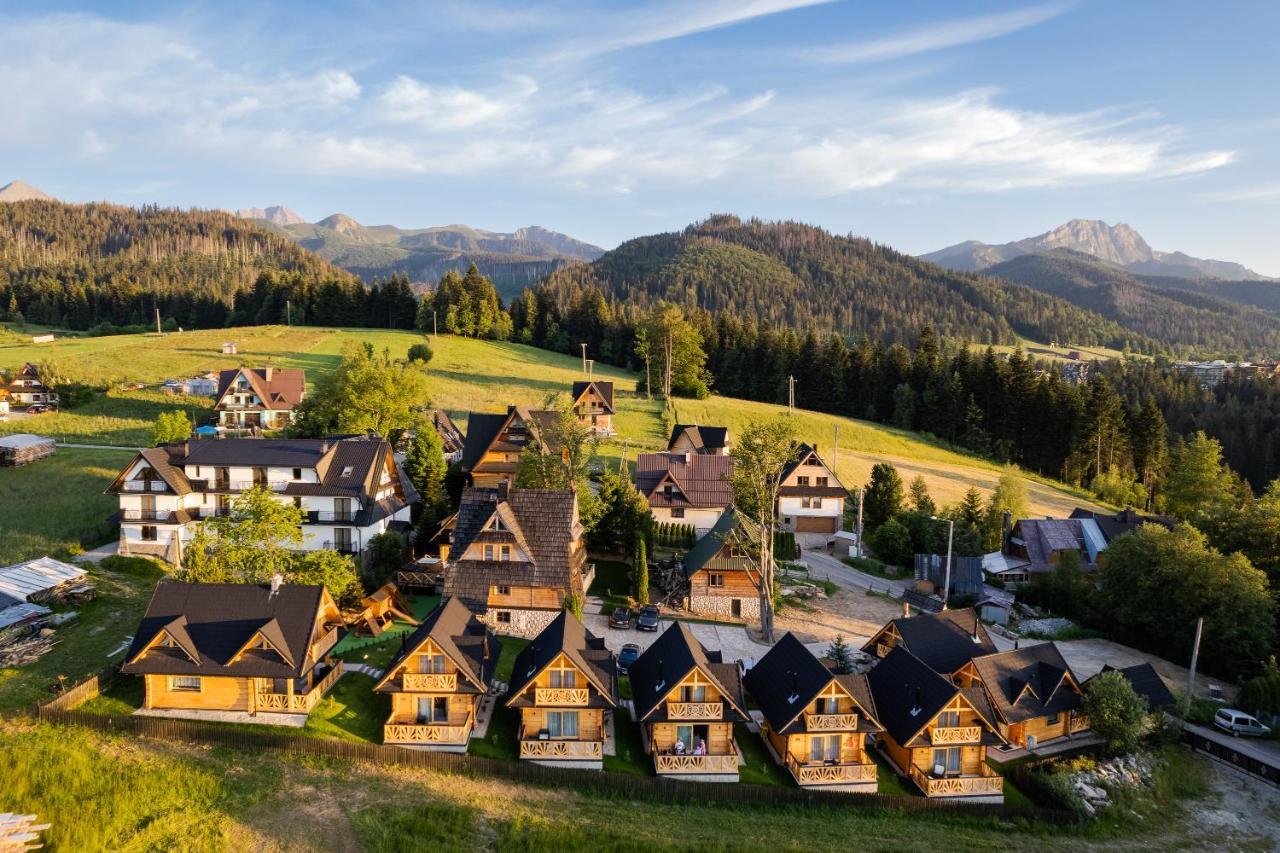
[
  {"xmin": 459, "ymin": 405, "xmax": 558, "ymax": 488},
  {"xmin": 635, "ymin": 451, "xmax": 734, "ymax": 534},
  {"xmin": 744, "ymin": 632, "xmax": 882, "ymax": 791},
  {"xmin": 106, "ymin": 436, "xmax": 416, "ymax": 566},
  {"xmin": 213, "ymin": 366, "xmax": 305, "ymax": 431},
  {"xmin": 4, "ymin": 362, "xmax": 57, "ymax": 407},
  {"xmin": 680, "ymin": 508, "xmax": 762, "ymax": 621},
  {"xmin": 627, "ymin": 622, "xmax": 749, "ymax": 781},
  {"xmin": 373, "ymin": 597, "xmax": 494, "ymax": 751},
  {"xmin": 954, "ymin": 643, "xmax": 1089, "ymax": 750},
  {"xmin": 570, "ymin": 380, "xmax": 615, "ymax": 435},
  {"xmin": 504, "ymin": 610, "xmax": 617, "ymax": 768},
  {"xmin": 777, "ymin": 443, "xmax": 847, "ymax": 536},
  {"xmin": 120, "ymin": 580, "xmax": 345, "ymax": 724},
  {"xmin": 667, "ymin": 423, "xmax": 729, "ymax": 455},
  {"xmin": 862, "ymin": 607, "xmax": 997, "ymax": 675},
  {"xmin": 439, "ymin": 486, "xmax": 592, "ymax": 636},
  {"xmin": 866, "ymin": 646, "xmax": 1006, "ymax": 801}
]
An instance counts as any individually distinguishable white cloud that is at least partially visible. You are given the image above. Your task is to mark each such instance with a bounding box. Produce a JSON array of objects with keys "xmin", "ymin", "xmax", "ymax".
[
  {"xmin": 1207, "ymin": 182, "xmax": 1280, "ymax": 202},
  {"xmin": 80, "ymin": 129, "xmax": 109, "ymax": 157},
  {"xmin": 812, "ymin": 2, "xmax": 1072, "ymax": 64},
  {"xmin": 378, "ymin": 75, "xmax": 514, "ymax": 129}
]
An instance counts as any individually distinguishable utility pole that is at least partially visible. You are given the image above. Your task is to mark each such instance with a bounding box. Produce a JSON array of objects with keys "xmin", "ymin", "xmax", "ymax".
[
  {"xmin": 580, "ymin": 343, "xmax": 588, "ymax": 375},
  {"xmin": 587, "ymin": 359, "xmax": 594, "ymax": 380},
  {"xmin": 155, "ymin": 307, "xmax": 162, "ymax": 336},
  {"xmin": 856, "ymin": 487, "xmax": 864, "ymax": 557},
  {"xmin": 432, "ymin": 310, "xmax": 438, "ymax": 338},
  {"xmin": 1184, "ymin": 616, "xmax": 1204, "ymax": 718},
  {"xmin": 618, "ymin": 438, "xmax": 629, "ymax": 474},
  {"xmin": 286, "ymin": 300, "xmax": 291, "ymax": 326},
  {"xmin": 788, "ymin": 375, "xmax": 796, "ymax": 413}
]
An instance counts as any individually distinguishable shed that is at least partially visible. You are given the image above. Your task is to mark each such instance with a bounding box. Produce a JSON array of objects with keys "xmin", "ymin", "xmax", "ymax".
[
  {"xmin": 832, "ymin": 530, "xmax": 860, "ymax": 557},
  {"xmin": 31, "ymin": 333, "xmax": 55, "ymax": 344},
  {"xmin": 221, "ymin": 341, "xmax": 238, "ymax": 354},
  {"xmin": 0, "ymin": 556, "xmax": 89, "ymax": 604},
  {"xmin": 0, "ymin": 434, "xmax": 56, "ymax": 467}
]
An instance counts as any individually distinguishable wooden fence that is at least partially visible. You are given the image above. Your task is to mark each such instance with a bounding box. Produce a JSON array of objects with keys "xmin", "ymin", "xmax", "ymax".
[
  {"xmin": 1185, "ymin": 730, "xmax": 1280, "ymax": 787},
  {"xmin": 37, "ymin": 665, "xmax": 117, "ymax": 712},
  {"xmin": 30, "ymin": 704, "xmax": 1078, "ymax": 824}
]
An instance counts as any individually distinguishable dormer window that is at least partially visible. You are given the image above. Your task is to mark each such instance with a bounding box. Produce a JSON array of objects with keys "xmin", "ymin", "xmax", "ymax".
[
  {"xmin": 663, "ymin": 484, "xmax": 674, "ymax": 499},
  {"xmin": 340, "ymin": 466, "xmax": 353, "ymax": 477}
]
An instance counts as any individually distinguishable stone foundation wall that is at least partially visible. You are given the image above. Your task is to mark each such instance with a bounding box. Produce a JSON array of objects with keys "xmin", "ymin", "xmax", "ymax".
[
  {"xmin": 481, "ymin": 608, "xmax": 560, "ymax": 638},
  {"xmin": 688, "ymin": 594, "xmax": 760, "ymax": 620}
]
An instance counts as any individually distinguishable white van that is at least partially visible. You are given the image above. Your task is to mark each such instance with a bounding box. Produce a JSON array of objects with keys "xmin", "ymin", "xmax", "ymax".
[{"xmin": 1214, "ymin": 708, "xmax": 1272, "ymax": 738}]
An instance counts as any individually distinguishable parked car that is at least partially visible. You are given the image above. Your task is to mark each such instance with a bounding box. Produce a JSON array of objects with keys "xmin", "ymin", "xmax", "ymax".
[
  {"xmin": 25, "ymin": 405, "xmax": 47, "ymax": 414},
  {"xmin": 617, "ymin": 643, "xmax": 642, "ymax": 674},
  {"xmin": 608, "ymin": 607, "xmax": 633, "ymax": 630},
  {"xmin": 1214, "ymin": 708, "xmax": 1272, "ymax": 737},
  {"xmin": 637, "ymin": 605, "xmax": 661, "ymax": 632}
]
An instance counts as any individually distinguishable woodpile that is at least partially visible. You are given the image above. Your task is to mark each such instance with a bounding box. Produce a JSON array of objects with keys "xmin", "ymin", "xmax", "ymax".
[
  {"xmin": 0, "ymin": 434, "xmax": 55, "ymax": 467},
  {"xmin": 0, "ymin": 634, "xmax": 57, "ymax": 667}
]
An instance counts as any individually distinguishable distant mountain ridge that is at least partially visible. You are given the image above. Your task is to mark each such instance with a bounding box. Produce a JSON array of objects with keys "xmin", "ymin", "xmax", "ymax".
[
  {"xmin": 235, "ymin": 205, "xmax": 304, "ymax": 225},
  {"xmin": 0, "ymin": 180, "xmax": 55, "ymax": 202},
  {"xmin": 923, "ymin": 218, "xmax": 1273, "ymax": 281},
  {"xmin": 239, "ymin": 208, "xmax": 604, "ymax": 297}
]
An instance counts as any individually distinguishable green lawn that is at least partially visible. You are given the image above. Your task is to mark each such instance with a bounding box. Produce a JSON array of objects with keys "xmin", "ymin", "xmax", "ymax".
[
  {"xmin": 493, "ymin": 635, "xmax": 530, "ymax": 686},
  {"xmin": 304, "ymin": 673, "xmax": 388, "ymax": 743},
  {"xmin": 0, "ymin": 556, "xmax": 164, "ymax": 713},
  {"xmin": 0, "ymin": 387, "xmax": 212, "ymax": 448},
  {"xmin": 735, "ymin": 723, "xmax": 793, "ymax": 787},
  {"xmin": 589, "ymin": 559, "xmax": 633, "ymax": 610},
  {"xmin": 603, "ymin": 706, "xmax": 651, "ymax": 776},
  {"xmin": 468, "ymin": 702, "xmax": 521, "ymax": 760},
  {"xmin": 0, "ymin": 447, "xmax": 135, "ymax": 563},
  {"xmin": 870, "ymin": 749, "xmax": 919, "ymax": 797}
]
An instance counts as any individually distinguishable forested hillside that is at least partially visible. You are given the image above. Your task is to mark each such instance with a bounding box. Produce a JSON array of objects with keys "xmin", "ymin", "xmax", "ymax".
[
  {"xmin": 986, "ymin": 252, "xmax": 1280, "ymax": 357},
  {"xmin": 538, "ymin": 214, "xmax": 1155, "ymax": 351}
]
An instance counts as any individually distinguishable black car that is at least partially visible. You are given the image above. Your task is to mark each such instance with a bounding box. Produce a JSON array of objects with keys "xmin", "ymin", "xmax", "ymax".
[
  {"xmin": 608, "ymin": 607, "xmax": 633, "ymax": 629},
  {"xmin": 617, "ymin": 643, "xmax": 642, "ymax": 674},
  {"xmin": 637, "ymin": 605, "xmax": 661, "ymax": 632}
]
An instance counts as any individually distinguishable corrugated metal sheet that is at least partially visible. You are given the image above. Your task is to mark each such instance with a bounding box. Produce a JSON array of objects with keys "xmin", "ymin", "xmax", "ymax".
[
  {"xmin": 0, "ymin": 557, "xmax": 86, "ymax": 602},
  {"xmin": 0, "ymin": 601, "xmax": 52, "ymax": 631}
]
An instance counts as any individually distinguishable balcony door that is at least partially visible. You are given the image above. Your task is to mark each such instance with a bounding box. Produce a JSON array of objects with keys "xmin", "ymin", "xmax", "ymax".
[
  {"xmin": 931, "ymin": 746, "xmax": 962, "ymax": 776},
  {"xmin": 810, "ymin": 734, "xmax": 841, "ymax": 763},
  {"xmin": 334, "ymin": 528, "xmax": 352, "ymax": 553},
  {"xmin": 674, "ymin": 724, "xmax": 710, "ymax": 754},
  {"xmin": 140, "ymin": 494, "xmax": 156, "ymax": 520},
  {"xmin": 334, "ymin": 498, "xmax": 352, "ymax": 522},
  {"xmin": 417, "ymin": 697, "xmax": 448, "ymax": 724},
  {"xmin": 214, "ymin": 467, "xmax": 229, "ymax": 490},
  {"xmin": 546, "ymin": 710, "xmax": 579, "ymax": 739}
]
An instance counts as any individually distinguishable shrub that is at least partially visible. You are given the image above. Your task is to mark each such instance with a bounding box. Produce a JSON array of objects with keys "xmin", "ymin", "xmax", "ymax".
[{"xmin": 1084, "ymin": 670, "xmax": 1148, "ymax": 755}]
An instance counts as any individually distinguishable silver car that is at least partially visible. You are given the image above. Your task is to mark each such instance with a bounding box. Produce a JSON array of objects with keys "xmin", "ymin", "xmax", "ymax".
[{"xmin": 1214, "ymin": 708, "xmax": 1272, "ymax": 737}]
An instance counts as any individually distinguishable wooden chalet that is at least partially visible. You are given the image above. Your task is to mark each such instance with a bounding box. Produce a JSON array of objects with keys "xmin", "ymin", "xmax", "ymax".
[
  {"xmin": 439, "ymin": 486, "xmax": 591, "ymax": 636},
  {"xmin": 570, "ymin": 380, "xmax": 615, "ymax": 435},
  {"xmin": 628, "ymin": 622, "xmax": 748, "ymax": 781},
  {"xmin": 862, "ymin": 607, "xmax": 997, "ymax": 676},
  {"xmin": 213, "ymin": 367, "xmax": 305, "ymax": 431},
  {"xmin": 460, "ymin": 405, "xmax": 559, "ymax": 488},
  {"xmin": 373, "ymin": 597, "xmax": 494, "ymax": 751},
  {"xmin": 667, "ymin": 423, "xmax": 729, "ymax": 455},
  {"xmin": 777, "ymin": 443, "xmax": 847, "ymax": 535},
  {"xmin": 680, "ymin": 508, "xmax": 762, "ymax": 621},
  {"xmin": 866, "ymin": 646, "xmax": 1006, "ymax": 800},
  {"xmin": 120, "ymin": 581, "xmax": 344, "ymax": 723},
  {"xmin": 743, "ymin": 632, "xmax": 882, "ymax": 791},
  {"xmin": 955, "ymin": 643, "xmax": 1089, "ymax": 749},
  {"xmin": 635, "ymin": 451, "xmax": 734, "ymax": 533},
  {"xmin": 504, "ymin": 610, "xmax": 617, "ymax": 768}
]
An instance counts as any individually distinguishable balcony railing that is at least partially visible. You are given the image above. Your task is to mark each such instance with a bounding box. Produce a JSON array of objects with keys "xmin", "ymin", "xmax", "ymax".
[
  {"xmin": 1068, "ymin": 712, "xmax": 1090, "ymax": 734},
  {"xmin": 804, "ymin": 712, "xmax": 859, "ymax": 731},
  {"xmin": 403, "ymin": 673, "xmax": 457, "ymax": 692},
  {"xmin": 909, "ymin": 764, "xmax": 1004, "ymax": 798},
  {"xmin": 384, "ymin": 722, "xmax": 472, "ymax": 745},
  {"xmin": 254, "ymin": 661, "xmax": 343, "ymax": 714},
  {"xmin": 309, "ymin": 628, "xmax": 341, "ymax": 662},
  {"xmin": 786, "ymin": 755, "xmax": 877, "ymax": 785},
  {"xmin": 534, "ymin": 687, "xmax": 589, "ymax": 706},
  {"xmin": 121, "ymin": 480, "xmax": 169, "ymax": 492},
  {"xmin": 120, "ymin": 509, "xmax": 179, "ymax": 523},
  {"xmin": 305, "ymin": 511, "xmax": 358, "ymax": 523},
  {"xmin": 655, "ymin": 751, "xmax": 739, "ymax": 775},
  {"xmin": 321, "ymin": 541, "xmax": 358, "ymax": 555},
  {"xmin": 666, "ymin": 702, "xmax": 723, "ymax": 720},
  {"xmin": 227, "ymin": 480, "xmax": 288, "ymax": 492},
  {"xmin": 519, "ymin": 739, "xmax": 602, "ymax": 760},
  {"xmin": 929, "ymin": 725, "xmax": 982, "ymax": 745},
  {"xmin": 197, "ymin": 507, "xmax": 233, "ymax": 518}
]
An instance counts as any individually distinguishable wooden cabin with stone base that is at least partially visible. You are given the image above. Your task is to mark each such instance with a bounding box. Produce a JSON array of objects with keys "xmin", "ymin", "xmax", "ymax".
[
  {"xmin": 954, "ymin": 642, "xmax": 1089, "ymax": 749},
  {"xmin": 680, "ymin": 508, "xmax": 762, "ymax": 621},
  {"xmin": 744, "ymin": 632, "xmax": 882, "ymax": 791},
  {"xmin": 373, "ymin": 597, "xmax": 494, "ymax": 751},
  {"xmin": 504, "ymin": 610, "xmax": 617, "ymax": 769},
  {"xmin": 628, "ymin": 622, "xmax": 748, "ymax": 781}
]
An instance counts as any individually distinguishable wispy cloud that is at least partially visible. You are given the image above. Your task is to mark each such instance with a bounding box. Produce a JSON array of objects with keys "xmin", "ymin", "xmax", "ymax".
[
  {"xmin": 1207, "ymin": 182, "xmax": 1280, "ymax": 202},
  {"xmin": 812, "ymin": 2, "xmax": 1072, "ymax": 64}
]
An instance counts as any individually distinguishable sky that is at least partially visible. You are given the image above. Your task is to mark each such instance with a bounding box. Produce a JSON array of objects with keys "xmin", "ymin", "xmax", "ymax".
[{"xmin": 2, "ymin": 0, "xmax": 1278, "ymax": 273}]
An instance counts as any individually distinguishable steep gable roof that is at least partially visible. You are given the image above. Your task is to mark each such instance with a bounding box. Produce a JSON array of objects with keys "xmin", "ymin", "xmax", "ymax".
[
  {"xmin": 1068, "ymin": 507, "xmax": 1176, "ymax": 542},
  {"xmin": 667, "ymin": 424, "xmax": 728, "ymax": 453},
  {"xmin": 681, "ymin": 508, "xmax": 759, "ymax": 579},
  {"xmin": 460, "ymin": 412, "xmax": 511, "ymax": 471},
  {"xmin": 628, "ymin": 622, "xmax": 748, "ymax": 722},
  {"xmin": 635, "ymin": 452, "xmax": 733, "ymax": 508},
  {"xmin": 215, "ymin": 367, "xmax": 305, "ymax": 410},
  {"xmin": 865, "ymin": 646, "xmax": 961, "ymax": 746},
  {"xmin": 571, "ymin": 380, "xmax": 615, "ymax": 414},
  {"xmin": 969, "ymin": 643, "xmax": 1083, "ymax": 724},
  {"xmin": 505, "ymin": 610, "xmax": 616, "ymax": 707},
  {"xmin": 778, "ymin": 443, "xmax": 848, "ymax": 495},
  {"xmin": 864, "ymin": 608, "xmax": 997, "ymax": 675},
  {"xmin": 374, "ymin": 597, "xmax": 493, "ymax": 693},
  {"xmin": 1095, "ymin": 663, "xmax": 1175, "ymax": 711},
  {"xmin": 744, "ymin": 632, "xmax": 881, "ymax": 734}
]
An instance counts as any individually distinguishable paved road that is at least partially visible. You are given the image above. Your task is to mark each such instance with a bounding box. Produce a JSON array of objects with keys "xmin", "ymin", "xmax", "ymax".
[
  {"xmin": 798, "ymin": 549, "xmax": 910, "ymax": 599},
  {"xmin": 1186, "ymin": 720, "xmax": 1280, "ymax": 765}
]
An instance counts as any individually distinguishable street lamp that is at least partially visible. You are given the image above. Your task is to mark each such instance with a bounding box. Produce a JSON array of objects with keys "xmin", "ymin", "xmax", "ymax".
[{"xmin": 930, "ymin": 516, "xmax": 954, "ymax": 610}]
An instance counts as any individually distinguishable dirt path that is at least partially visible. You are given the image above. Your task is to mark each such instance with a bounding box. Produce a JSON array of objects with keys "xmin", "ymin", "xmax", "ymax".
[{"xmin": 774, "ymin": 587, "xmax": 903, "ymax": 645}]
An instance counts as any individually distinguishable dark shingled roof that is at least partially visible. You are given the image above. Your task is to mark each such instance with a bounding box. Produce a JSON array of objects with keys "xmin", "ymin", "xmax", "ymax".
[
  {"xmin": 628, "ymin": 622, "xmax": 748, "ymax": 723},
  {"xmin": 460, "ymin": 412, "xmax": 509, "ymax": 472},
  {"xmin": 215, "ymin": 367, "xmax": 305, "ymax": 411},
  {"xmin": 970, "ymin": 643, "xmax": 1083, "ymax": 724},
  {"xmin": 121, "ymin": 582, "xmax": 335, "ymax": 679},
  {"xmin": 864, "ymin": 608, "xmax": 997, "ymax": 675},
  {"xmin": 442, "ymin": 487, "xmax": 585, "ymax": 609},
  {"xmin": 505, "ymin": 610, "xmax": 616, "ymax": 708},
  {"xmin": 635, "ymin": 452, "xmax": 734, "ymax": 509},
  {"xmin": 427, "ymin": 409, "xmax": 465, "ymax": 455},
  {"xmin": 106, "ymin": 445, "xmax": 194, "ymax": 496},
  {"xmin": 1068, "ymin": 507, "xmax": 1176, "ymax": 542},
  {"xmin": 667, "ymin": 424, "xmax": 729, "ymax": 453},
  {"xmin": 1096, "ymin": 663, "xmax": 1176, "ymax": 711},
  {"xmin": 866, "ymin": 646, "xmax": 961, "ymax": 746},
  {"xmin": 571, "ymin": 380, "xmax": 615, "ymax": 414},
  {"xmin": 744, "ymin": 632, "xmax": 881, "ymax": 734},
  {"xmin": 374, "ymin": 597, "xmax": 494, "ymax": 694}
]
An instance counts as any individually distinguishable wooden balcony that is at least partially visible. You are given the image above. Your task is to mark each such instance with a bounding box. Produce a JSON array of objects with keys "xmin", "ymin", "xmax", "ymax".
[
  {"xmin": 309, "ymin": 628, "xmax": 340, "ymax": 662},
  {"xmin": 655, "ymin": 751, "xmax": 739, "ymax": 775},
  {"xmin": 929, "ymin": 725, "xmax": 982, "ymax": 745},
  {"xmin": 384, "ymin": 707, "xmax": 473, "ymax": 745},
  {"xmin": 909, "ymin": 764, "xmax": 1004, "ymax": 798},
  {"xmin": 519, "ymin": 739, "xmax": 602, "ymax": 760},
  {"xmin": 804, "ymin": 712, "xmax": 859, "ymax": 731},
  {"xmin": 255, "ymin": 661, "xmax": 343, "ymax": 714},
  {"xmin": 403, "ymin": 673, "xmax": 457, "ymax": 692},
  {"xmin": 786, "ymin": 755, "xmax": 877, "ymax": 785},
  {"xmin": 875, "ymin": 641, "xmax": 893, "ymax": 658},
  {"xmin": 666, "ymin": 701, "xmax": 724, "ymax": 720},
  {"xmin": 1068, "ymin": 713, "xmax": 1090, "ymax": 733},
  {"xmin": 534, "ymin": 687, "xmax": 589, "ymax": 706}
]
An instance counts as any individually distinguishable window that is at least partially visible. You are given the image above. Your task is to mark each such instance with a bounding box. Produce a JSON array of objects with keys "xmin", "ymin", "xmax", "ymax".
[
  {"xmin": 931, "ymin": 746, "xmax": 962, "ymax": 774},
  {"xmin": 801, "ymin": 497, "xmax": 811, "ymax": 508},
  {"xmin": 292, "ymin": 468, "xmax": 302, "ymax": 480},
  {"xmin": 492, "ymin": 516, "xmax": 504, "ymax": 531},
  {"xmin": 814, "ymin": 697, "xmax": 837, "ymax": 715},
  {"xmin": 419, "ymin": 654, "xmax": 446, "ymax": 674},
  {"xmin": 546, "ymin": 710, "xmax": 579, "ymax": 738},
  {"xmin": 170, "ymin": 676, "xmax": 201, "ymax": 692},
  {"xmin": 662, "ymin": 484, "xmax": 674, "ymax": 499},
  {"xmin": 141, "ymin": 526, "xmax": 157, "ymax": 542},
  {"xmin": 484, "ymin": 545, "xmax": 494, "ymax": 560},
  {"xmin": 936, "ymin": 710, "xmax": 960, "ymax": 728},
  {"xmin": 812, "ymin": 497, "xmax": 823, "ymax": 509},
  {"xmin": 550, "ymin": 670, "xmax": 577, "ymax": 689},
  {"xmin": 293, "ymin": 497, "xmax": 302, "ymax": 509},
  {"xmin": 708, "ymin": 573, "xmax": 724, "ymax": 588},
  {"xmin": 334, "ymin": 528, "xmax": 352, "ymax": 552},
  {"xmin": 340, "ymin": 465, "xmax": 354, "ymax": 477},
  {"xmin": 1047, "ymin": 712, "xmax": 1060, "ymax": 726},
  {"xmin": 810, "ymin": 734, "xmax": 841, "ymax": 762},
  {"xmin": 817, "ymin": 476, "xmax": 829, "ymax": 487},
  {"xmin": 500, "ymin": 545, "xmax": 511, "ymax": 561},
  {"xmin": 675, "ymin": 724, "xmax": 693, "ymax": 751},
  {"xmin": 797, "ymin": 476, "xmax": 810, "ymax": 487},
  {"xmin": 670, "ymin": 507, "xmax": 685, "ymax": 519},
  {"xmin": 680, "ymin": 685, "xmax": 707, "ymax": 703},
  {"xmin": 417, "ymin": 696, "xmax": 448, "ymax": 723},
  {"xmin": 496, "ymin": 611, "xmax": 512, "ymax": 624},
  {"xmin": 497, "ymin": 584, "xmax": 511, "ymax": 596}
]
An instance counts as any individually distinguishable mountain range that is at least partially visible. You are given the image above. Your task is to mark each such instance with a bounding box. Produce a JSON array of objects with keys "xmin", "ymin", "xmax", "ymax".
[
  {"xmin": 922, "ymin": 219, "xmax": 1273, "ymax": 281},
  {"xmin": 0, "ymin": 180, "xmax": 54, "ymax": 202},
  {"xmin": 238, "ymin": 208, "xmax": 604, "ymax": 297}
]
